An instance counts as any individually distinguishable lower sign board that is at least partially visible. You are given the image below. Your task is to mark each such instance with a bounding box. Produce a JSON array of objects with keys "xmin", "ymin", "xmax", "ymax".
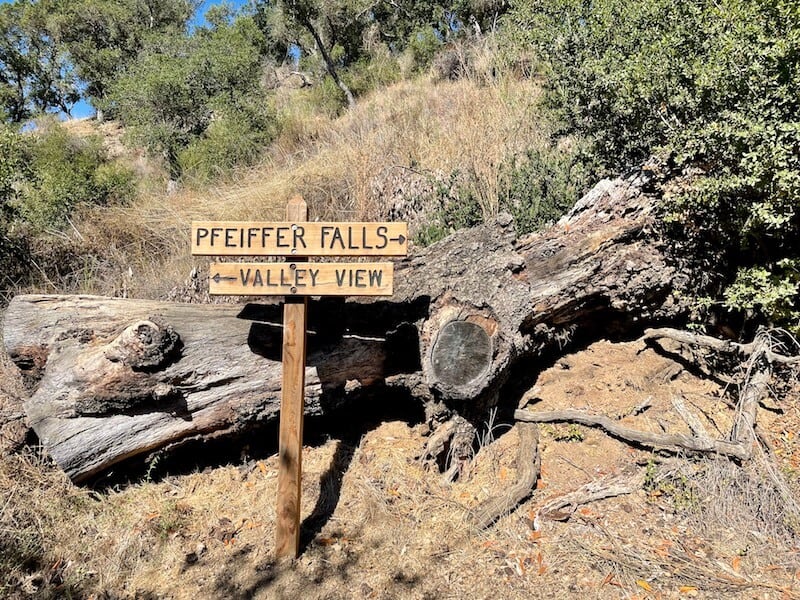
[{"xmin": 209, "ymin": 262, "xmax": 394, "ymax": 296}]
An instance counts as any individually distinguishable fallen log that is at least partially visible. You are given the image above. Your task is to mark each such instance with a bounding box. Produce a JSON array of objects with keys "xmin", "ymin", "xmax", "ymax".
[{"xmin": 3, "ymin": 165, "xmax": 693, "ymax": 481}]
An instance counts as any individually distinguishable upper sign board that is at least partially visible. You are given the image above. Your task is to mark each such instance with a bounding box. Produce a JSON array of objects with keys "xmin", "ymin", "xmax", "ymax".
[{"xmin": 192, "ymin": 221, "xmax": 408, "ymax": 257}]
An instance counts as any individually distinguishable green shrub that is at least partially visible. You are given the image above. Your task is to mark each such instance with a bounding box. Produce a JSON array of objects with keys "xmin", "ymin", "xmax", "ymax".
[
  {"xmin": 179, "ymin": 95, "xmax": 278, "ymax": 182},
  {"xmin": 18, "ymin": 123, "xmax": 135, "ymax": 229},
  {"xmin": 406, "ymin": 26, "xmax": 444, "ymax": 72},
  {"xmin": 414, "ymin": 171, "xmax": 483, "ymax": 246},
  {"xmin": 498, "ymin": 145, "xmax": 593, "ymax": 235},
  {"xmin": 305, "ymin": 76, "xmax": 349, "ymax": 118},
  {"xmin": 344, "ymin": 55, "xmax": 402, "ymax": 98},
  {"xmin": 506, "ymin": 0, "xmax": 800, "ymax": 330}
]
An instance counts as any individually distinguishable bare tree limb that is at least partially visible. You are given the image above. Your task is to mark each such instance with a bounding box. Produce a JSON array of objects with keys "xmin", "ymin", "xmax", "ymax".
[
  {"xmin": 537, "ymin": 472, "xmax": 644, "ymax": 523},
  {"xmin": 642, "ymin": 327, "xmax": 800, "ymax": 365},
  {"xmin": 513, "ymin": 408, "xmax": 751, "ymax": 460}
]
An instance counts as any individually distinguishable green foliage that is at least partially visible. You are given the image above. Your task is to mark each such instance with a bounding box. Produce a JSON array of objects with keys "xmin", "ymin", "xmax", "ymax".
[
  {"xmin": 0, "ymin": 0, "xmax": 80, "ymax": 122},
  {"xmin": 724, "ymin": 263, "xmax": 800, "ymax": 329},
  {"xmin": 52, "ymin": 0, "xmax": 197, "ymax": 106},
  {"xmin": 108, "ymin": 13, "xmax": 275, "ymax": 179},
  {"xmin": 415, "ymin": 171, "xmax": 483, "ymax": 246},
  {"xmin": 178, "ymin": 96, "xmax": 278, "ymax": 181},
  {"xmin": 551, "ymin": 423, "xmax": 585, "ymax": 442},
  {"xmin": 406, "ymin": 26, "xmax": 444, "ymax": 72},
  {"xmin": 507, "ymin": 0, "xmax": 800, "ymax": 330},
  {"xmin": 498, "ymin": 145, "xmax": 593, "ymax": 235},
  {"xmin": 0, "ymin": 124, "xmax": 25, "ymax": 211},
  {"xmin": 304, "ymin": 76, "xmax": 349, "ymax": 118},
  {"xmin": 15, "ymin": 122, "xmax": 135, "ymax": 229},
  {"xmin": 643, "ymin": 460, "xmax": 698, "ymax": 511}
]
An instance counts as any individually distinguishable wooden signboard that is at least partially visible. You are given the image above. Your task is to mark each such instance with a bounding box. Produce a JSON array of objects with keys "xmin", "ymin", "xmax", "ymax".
[
  {"xmin": 192, "ymin": 221, "xmax": 408, "ymax": 256},
  {"xmin": 192, "ymin": 199, "xmax": 407, "ymax": 560},
  {"xmin": 209, "ymin": 262, "xmax": 393, "ymax": 296}
]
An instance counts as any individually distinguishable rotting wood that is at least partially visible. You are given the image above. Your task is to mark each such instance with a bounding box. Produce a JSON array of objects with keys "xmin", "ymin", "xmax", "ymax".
[
  {"xmin": 4, "ymin": 166, "xmax": 698, "ymax": 481},
  {"xmin": 471, "ymin": 422, "xmax": 540, "ymax": 529}
]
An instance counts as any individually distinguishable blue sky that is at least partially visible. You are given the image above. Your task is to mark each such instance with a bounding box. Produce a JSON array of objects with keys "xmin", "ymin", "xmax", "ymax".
[{"xmin": 0, "ymin": 0, "xmax": 249, "ymax": 118}]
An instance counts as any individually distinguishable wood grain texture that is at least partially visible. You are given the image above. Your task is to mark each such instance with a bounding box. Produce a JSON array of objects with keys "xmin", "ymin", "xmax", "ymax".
[
  {"xmin": 192, "ymin": 221, "xmax": 408, "ymax": 257},
  {"xmin": 276, "ymin": 195, "xmax": 309, "ymax": 559},
  {"xmin": 208, "ymin": 262, "xmax": 394, "ymax": 296}
]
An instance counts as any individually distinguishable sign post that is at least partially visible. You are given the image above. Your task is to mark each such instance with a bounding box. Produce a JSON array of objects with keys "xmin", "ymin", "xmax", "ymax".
[
  {"xmin": 275, "ymin": 196, "xmax": 309, "ymax": 558},
  {"xmin": 192, "ymin": 197, "xmax": 407, "ymax": 559}
]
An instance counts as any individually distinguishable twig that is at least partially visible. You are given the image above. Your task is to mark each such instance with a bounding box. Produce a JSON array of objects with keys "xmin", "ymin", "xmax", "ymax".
[
  {"xmin": 671, "ymin": 395, "xmax": 710, "ymax": 439},
  {"xmin": 471, "ymin": 423, "xmax": 540, "ymax": 529},
  {"xmin": 537, "ymin": 472, "xmax": 644, "ymax": 522},
  {"xmin": 514, "ymin": 408, "xmax": 751, "ymax": 460}
]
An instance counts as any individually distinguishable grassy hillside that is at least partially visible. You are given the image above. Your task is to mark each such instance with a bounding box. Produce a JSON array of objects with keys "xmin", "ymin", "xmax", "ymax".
[{"xmin": 20, "ymin": 74, "xmax": 552, "ymax": 301}]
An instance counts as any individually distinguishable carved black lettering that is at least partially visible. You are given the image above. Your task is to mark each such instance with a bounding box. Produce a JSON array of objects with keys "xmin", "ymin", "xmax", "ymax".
[
  {"xmin": 309, "ymin": 269, "xmax": 319, "ymax": 286},
  {"xmin": 355, "ymin": 269, "xmax": 367, "ymax": 288},
  {"xmin": 239, "ymin": 268, "xmax": 251, "ymax": 285},
  {"xmin": 347, "ymin": 226, "xmax": 358, "ymax": 250},
  {"xmin": 261, "ymin": 227, "xmax": 274, "ymax": 247},
  {"xmin": 247, "ymin": 228, "xmax": 259, "ymax": 248},
  {"xmin": 210, "ymin": 228, "xmax": 222, "ymax": 246},
  {"xmin": 266, "ymin": 269, "xmax": 277, "ymax": 286},
  {"xmin": 224, "ymin": 228, "xmax": 236, "ymax": 248},
  {"xmin": 196, "ymin": 228, "xmax": 209, "ymax": 245},
  {"xmin": 253, "ymin": 270, "xmax": 264, "ymax": 286},
  {"xmin": 331, "ymin": 227, "xmax": 345, "ymax": 250},
  {"xmin": 375, "ymin": 226, "xmax": 388, "ymax": 249},
  {"xmin": 361, "ymin": 227, "xmax": 373, "ymax": 249},
  {"xmin": 295, "ymin": 269, "xmax": 306, "ymax": 287},
  {"xmin": 321, "ymin": 226, "xmax": 333, "ymax": 248},
  {"xmin": 280, "ymin": 269, "xmax": 289, "ymax": 286},
  {"xmin": 368, "ymin": 269, "xmax": 383, "ymax": 287},
  {"xmin": 293, "ymin": 225, "xmax": 307, "ymax": 249},
  {"xmin": 276, "ymin": 227, "xmax": 290, "ymax": 248},
  {"xmin": 335, "ymin": 269, "xmax": 346, "ymax": 286}
]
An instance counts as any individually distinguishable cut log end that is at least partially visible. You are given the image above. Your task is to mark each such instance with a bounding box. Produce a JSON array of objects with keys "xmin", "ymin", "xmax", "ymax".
[{"xmin": 431, "ymin": 321, "xmax": 492, "ymax": 389}]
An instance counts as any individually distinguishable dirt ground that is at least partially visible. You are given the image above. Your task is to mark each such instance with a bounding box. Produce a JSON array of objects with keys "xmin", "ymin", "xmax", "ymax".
[{"xmin": 1, "ymin": 337, "xmax": 799, "ymax": 599}]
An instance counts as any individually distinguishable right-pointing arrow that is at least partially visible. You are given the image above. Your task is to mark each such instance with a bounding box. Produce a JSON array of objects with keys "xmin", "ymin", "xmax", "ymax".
[{"xmin": 390, "ymin": 234, "xmax": 407, "ymax": 245}]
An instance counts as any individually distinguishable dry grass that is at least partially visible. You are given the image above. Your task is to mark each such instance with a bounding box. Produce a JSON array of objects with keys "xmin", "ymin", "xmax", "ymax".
[
  {"xmin": 3, "ymin": 340, "xmax": 800, "ymax": 599},
  {"xmin": 19, "ymin": 75, "xmax": 545, "ymax": 301}
]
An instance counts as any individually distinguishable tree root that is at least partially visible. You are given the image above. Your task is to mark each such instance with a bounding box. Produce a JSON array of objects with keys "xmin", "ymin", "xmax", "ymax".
[
  {"xmin": 471, "ymin": 422, "xmax": 540, "ymax": 529},
  {"xmin": 514, "ymin": 407, "xmax": 752, "ymax": 459},
  {"xmin": 642, "ymin": 327, "xmax": 800, "ymax": 365},
  {"xmin": 418, "ymin": 415, "xmax": 477, "ymax": 483}
]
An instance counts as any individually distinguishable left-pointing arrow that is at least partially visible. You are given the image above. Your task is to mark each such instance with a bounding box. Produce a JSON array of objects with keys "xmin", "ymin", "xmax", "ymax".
[{"xmin": 212, "ymin": 273, "xmax": 237, "ymax": 284}]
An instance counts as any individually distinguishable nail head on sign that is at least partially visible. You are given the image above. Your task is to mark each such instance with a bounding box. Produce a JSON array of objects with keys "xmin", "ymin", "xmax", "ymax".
[
  {"xmin": 290, "ymin": 287, "xmax": 297, "ymax": 294},
  {"xmin": 290, "ymin": 263, "xmax": 296, "ymax": 270}
]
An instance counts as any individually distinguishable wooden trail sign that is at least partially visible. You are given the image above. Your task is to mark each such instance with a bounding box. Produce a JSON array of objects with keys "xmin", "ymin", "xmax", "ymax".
[
  {"xmin": 192, "ymin": 199, "xmax": 407, "ymax": 560},
  {"xmin": 192, "ymin": 221, "xmax": 408, "ymax": 257},
  {"xmin": 208, "ymin": 261, "xmax": 394, "ymax": 296}
]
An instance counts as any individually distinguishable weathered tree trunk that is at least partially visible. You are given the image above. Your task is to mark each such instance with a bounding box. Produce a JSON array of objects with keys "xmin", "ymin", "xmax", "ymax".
[{"xmin": 3, "ymin": 166, "xmax": 691, "ymax": 481}]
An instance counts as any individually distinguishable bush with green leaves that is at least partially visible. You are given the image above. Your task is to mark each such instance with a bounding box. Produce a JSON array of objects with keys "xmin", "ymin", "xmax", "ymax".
[
  {"xmin": 414, "ymin": 171, "xmax": 483, "ymax": 246},
  {"xmin": 108, "ymin": 13, "xmax": 276, "ymax": 181},
  {"xmin": 507, "ymin": 0, "xmax": 800, "ymax": 330},
  {"xmin": 498, "ymin": 144, "xmax": 593, "ymax": 235},
  {"xmin": 15, "ymin": 122, "xmax": 135, "ymax": 230}
]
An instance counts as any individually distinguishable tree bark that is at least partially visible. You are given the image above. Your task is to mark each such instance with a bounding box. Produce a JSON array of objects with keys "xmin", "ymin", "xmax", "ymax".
[{"xmin": 3, "ymin": 166, "xmax": 693, "ymax": 481}]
